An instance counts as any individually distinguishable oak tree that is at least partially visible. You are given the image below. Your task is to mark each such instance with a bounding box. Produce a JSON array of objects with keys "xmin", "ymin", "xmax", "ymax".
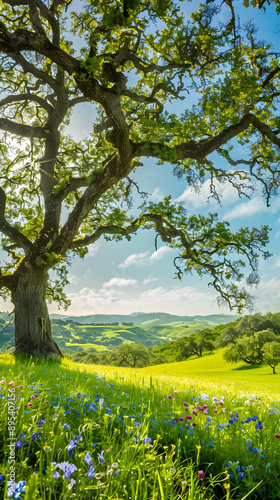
[{"xmin": 0, "ymin": 0, "xmax": 279, "ymax": 357}]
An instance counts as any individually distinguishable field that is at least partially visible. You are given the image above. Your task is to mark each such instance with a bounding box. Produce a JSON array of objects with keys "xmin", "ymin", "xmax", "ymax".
[
  {"xmin": 0, "ymin": 312, "xmax": 238, "ymax": 353},
  {"xmin": 0, "ymin": 352, "xmax": 279, "ymax": 499}
]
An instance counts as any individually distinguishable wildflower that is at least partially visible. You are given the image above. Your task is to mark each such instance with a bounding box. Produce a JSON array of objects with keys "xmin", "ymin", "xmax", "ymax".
[
  {"xmin": 174, "ymin": 390, "xmax": 178, "ymax": 395},
  {"xmin": 183, "ymin": 402, "xmax": 188, "ymax": 407},
  {"xmin": 198, "ymin": 470, "xmax": 205, "ymax": 479},
  {"xmin": 68, "ymin": 478, "xmax": 76, "ymax": 490},
  {"xmin": 219, "ymin": 401, "xmax": 224, "ymax": 406},
  {"xmin": 8, "ymin": 382, "xmax": 14, "ymax": 386},
  {"xmin": 64, "ymin": 423, "xmax": 71, "ymax": 430},
  {"xmin": 15, "ymin": 440, "xmax": 23, "ymax": 450},
  {"xmin": 28, "ymin": 403, "xmax": 33, "ymax": 407},
  {"xmin": 112, "ymin": 462, "xmax": 118, "ymax": 468},
  {"xmin": 7, "ymin": 481, "xmax": 26, "ymax": 499},
  {"xmin": 167, "ymin": 395, "xmax": 172, "ymax": 399},
  {"xmin": 30, "ymin": 395, "xmax": 36, "ymax": 399},
  {"xmin": 0, "ymin": 475, "xmax": 4, "ymax": 482},
  {"xmin": 87, "ymin": 466, "xmax": 95, "ymax": 479},
  {"xmin": 45, "ymin": 401, "xmax": 49, "ymax": 404},
  {"xmin": 56, "ymin": 462, "xmax": 77, "ymax": 480},
  {"xmin": 97, "ymin": 450, "xmax": 105, "ymax": 463},
  {"xmin": 143, "ymin": 437, "xmax": 152, "ymax": 445},
  {"xmin": 67, "ymin": 439, "xmax": 78, "ymax": 458},
  {"xmin": 52, "ymin": 471, "xmax": 60, "ymax": 479},
  {"xmin": 36, "ymin": 419, "xmax": 45, "ymax": 427},
  {"xmin": 192, "ymin": 410, "xmax": 198, "ymax": 416},
  {"xmin": 0, "ymin": 380, "xmax": 5, "ymax": 384},
  {"xmin": 84, "ymin": 451, "xmax": 93, "ymax": 467},
  {"xmin": 198, "ymin": 405, "xmax": 203, "ymax": 411},
  {"xmin": 31, "ymin": 432, "xmax": 41, "ymax": 441},
  {"xmin": 275, "ymin": 434, "xmax": 280, "ymax": 439}
]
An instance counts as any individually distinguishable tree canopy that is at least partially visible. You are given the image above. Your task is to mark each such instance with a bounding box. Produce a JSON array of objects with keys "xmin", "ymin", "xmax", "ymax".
[{"xmin": 0, "ymin": 0, "xmax": 279, "ymax": 356}]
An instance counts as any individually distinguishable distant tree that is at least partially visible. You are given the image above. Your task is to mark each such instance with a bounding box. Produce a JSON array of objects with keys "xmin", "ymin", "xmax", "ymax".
[
  {"xmin": 176, "ymin": 329, "xmax": 215, "ymax": 360},
  {"xmin": 219, "ymin": 314, "xmax": 280, "ymax": 367},
  {"xmin": 108, "ymin": 343, "xmax": 150, "ymax": 367},
  {"xmin": 0, "ymin": 0, "xmax": 279, "ymax": 357},
  {"xmin": 262, "ymin": 342, "xmax": 280, "ymax": 374}
]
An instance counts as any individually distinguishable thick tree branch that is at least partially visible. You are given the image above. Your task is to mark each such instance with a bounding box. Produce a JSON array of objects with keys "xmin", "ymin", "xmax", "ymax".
[
  {"xmin": 0, "ymin": 93, "xmax": 53, "ymax": 113},
  {"xmin": 0, "ymin": 117, "xmax": 52, "ymax": 139},
  {"xmin": 134, "ymin": 113, "xmax": 280, "ymax": 162},
  {"xmin": 0, "ymin": 186, "xmax": 34, "ymax": 254},
  {"xmin": 261, "ymin": 67, "xmax": 280, "ymax": 87}
]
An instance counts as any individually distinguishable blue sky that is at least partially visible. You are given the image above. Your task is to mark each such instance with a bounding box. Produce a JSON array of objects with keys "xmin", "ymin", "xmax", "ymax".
[{"xmin": 1, "ymin": 0, "xmax": 280, "ymax": 318}]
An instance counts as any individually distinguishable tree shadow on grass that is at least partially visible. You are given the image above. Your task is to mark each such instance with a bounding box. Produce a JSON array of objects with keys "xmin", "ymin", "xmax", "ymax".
[{"xmin": 232, "ymin": 364, "xmax": 261, "ymax": 371}]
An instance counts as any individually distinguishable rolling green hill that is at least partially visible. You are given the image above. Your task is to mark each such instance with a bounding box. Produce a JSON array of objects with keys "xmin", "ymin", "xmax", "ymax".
[{"xmin": 0, "ymin": 311, "xmax": 237, "ymax": 353}]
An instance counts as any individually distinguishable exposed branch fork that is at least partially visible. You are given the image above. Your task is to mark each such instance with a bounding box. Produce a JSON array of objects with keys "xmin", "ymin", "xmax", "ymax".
[{"xmin": 0, "ymin": 186, "xmax": 34, "ymax": 254}]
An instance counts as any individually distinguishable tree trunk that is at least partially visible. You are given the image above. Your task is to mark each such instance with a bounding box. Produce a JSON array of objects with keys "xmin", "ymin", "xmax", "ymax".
[{"xmin": 11, "ymin": 266, "xmax": 63, "ymax": 358}]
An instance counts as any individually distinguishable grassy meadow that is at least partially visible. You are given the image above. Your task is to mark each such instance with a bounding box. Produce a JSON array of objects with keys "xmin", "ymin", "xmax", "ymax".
[{"xmin": 0, "ymin": 352, "xmax": 279, "ymax": 499}]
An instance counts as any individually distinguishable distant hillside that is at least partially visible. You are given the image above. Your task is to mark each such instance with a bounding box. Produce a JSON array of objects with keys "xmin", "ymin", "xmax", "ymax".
[
  {"xmin": 0, "ymin": 311, "xmax": 238, "ymax": 354},
  {"xmin": 49, "ymin": 312, "xmax": 238, "ymax": 326}
]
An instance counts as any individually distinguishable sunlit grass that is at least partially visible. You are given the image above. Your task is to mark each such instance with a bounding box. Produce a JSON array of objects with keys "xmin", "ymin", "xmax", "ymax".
[{"xmin": 0, "ymin": 353, "xmax": 279, "ymax": 499}]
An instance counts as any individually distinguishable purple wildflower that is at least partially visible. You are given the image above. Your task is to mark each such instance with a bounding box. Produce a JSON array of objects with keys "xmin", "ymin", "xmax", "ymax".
[
  {"xmin": 84, "ymin": 451, "xmax": 93, "ymax": 466},
  {"xmin": 143, "ymin": 437, "xmax": 152, "ymax": 445},
  {"xmin": 87, "ymin": 466, "xmax": 95, "ymax": 479},
  {"xmin": 67, "ymin": 439, "xmax": 78, "ymax": 458},
  {"xmin": 97, "ymin": 450, "xmax": 105, "ymax": 463},
  {"xmin": 57, "ymin": 462, "xmax": 77, "ymax": 480}
]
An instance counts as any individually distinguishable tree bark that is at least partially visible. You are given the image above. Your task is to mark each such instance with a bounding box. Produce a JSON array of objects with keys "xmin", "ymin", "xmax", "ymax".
[{"xmin": 11, "ymin": 266, "xmax": 63, "ymax": 358}]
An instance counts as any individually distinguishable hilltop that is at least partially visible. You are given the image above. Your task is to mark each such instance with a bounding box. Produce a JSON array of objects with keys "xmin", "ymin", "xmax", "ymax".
[{"xmin": 0, "ymin": 311, "xmax": 238, "ymax": 353}]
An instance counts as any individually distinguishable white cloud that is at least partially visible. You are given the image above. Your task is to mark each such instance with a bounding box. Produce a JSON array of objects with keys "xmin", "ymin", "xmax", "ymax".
[
  {"xmin": 176, "ymin": 178, "xmax": 244, "ymax": 208},
  {"xmin": 150, "ymin": 246, "xmax": 173, "ymax": 262},
  {"xmin": 86, "ymin": 241, "xmax": 101, "ymax": 258},
  {"xmin": 118, "ymin": 246, "xmax": 173, "ymax": 268},
  {"xmin": 150, "ymin": 187, "xmax": 165, "ymax": 201},
  {"xmin": 224, "ymin": 196, "xmax": 265, "ymax": 220},
  {"xmin": 142, "ymin": 276, "xmax": 158, "ymax": 285},
  {"xmin": 118, "ymin": 251, "xmax": 149, "ymax": 269},
  {"xmin": 103, "ymin": 277, "xmax": 137, "ymax": 288},
  {"xmin": 273, "ymin": 257, "xmax": 280, "ymax": 268},
  {"xmin": 57, "ymin": 284, "xmax": 222, "ymax": 316}
]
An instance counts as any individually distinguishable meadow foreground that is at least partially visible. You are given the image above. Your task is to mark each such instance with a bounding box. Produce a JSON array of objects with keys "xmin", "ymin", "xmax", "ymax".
[{"xmin": 0, "ymin": 353, "xmax": 279, "ymax": 499}]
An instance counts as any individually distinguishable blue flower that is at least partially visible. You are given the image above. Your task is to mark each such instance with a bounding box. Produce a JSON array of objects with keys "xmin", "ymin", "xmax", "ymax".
[
  {"xmin": 0, "ymin": 475, "xmax": 4, "ymax": 482},
  {"xmin": 143, "ymin": 437, "xmax": 152, "ymax": 445},
  {"xmin": 57, "ymin": 462, "xmax": 77, "ymax": 480},
  {"xmin": 36, "ymin": 419, "xmax": 45, "ymax": 427},
  {"xmin": 97, "ymin": 450, "xmax": 105, "ymax": 464},
  {"xmin": 15, "ymin": 440, "xmax": 22, "ymax": 450},
  {"xmin": 52, "ymin": 470, "xmax": 60, "ymax": 479},
  {"xmin": 87, "ymin": 466, "xmax": 95, "ymax": 479},
  {"xmin": 67, "ymin": 439, "xmax": 78, "ymax": 458},
  {"xmin": 7, "ymin": 481, "xmax": 26, "ymax": 499},
  {"xmin": 238, "ymin": 472, "xmax": 245, "ymax": 482},
  {"xmin": 64, "ymin": 423, "xmax": 71, "ymax": 430},
  {"xmin": 84, "ymin": 451, "xmax": 93, "ymax": 466}
]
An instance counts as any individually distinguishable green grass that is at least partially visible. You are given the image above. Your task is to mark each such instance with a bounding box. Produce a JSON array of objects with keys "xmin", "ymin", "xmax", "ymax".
[
  {"xmin": 0, "ymin": 353, "xmax": 279, "ymax": 499},
  {"xmin": 139, "ymin": 350, "xmax": 280, "ymax": 398}
]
